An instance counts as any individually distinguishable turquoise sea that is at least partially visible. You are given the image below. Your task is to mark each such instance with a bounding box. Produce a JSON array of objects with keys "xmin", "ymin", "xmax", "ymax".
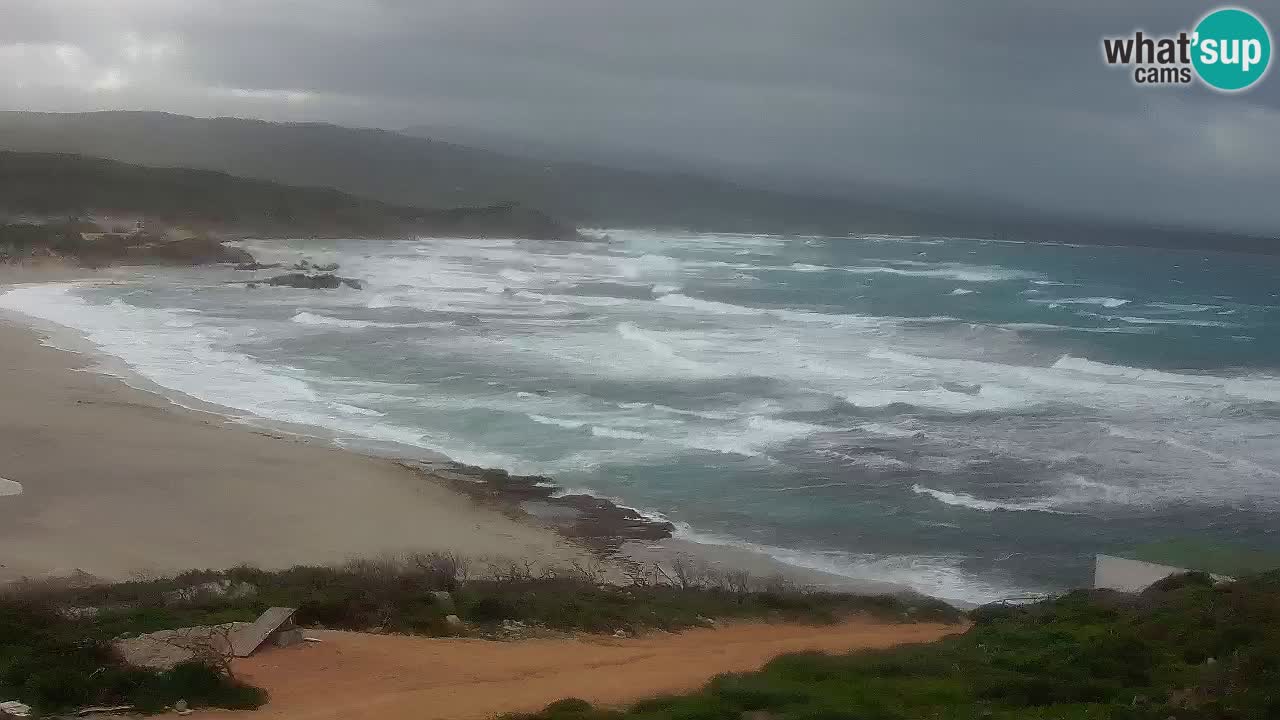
[{"xmin": 4, "ymin": 230, "xmax": 1278, "ymax": 603}]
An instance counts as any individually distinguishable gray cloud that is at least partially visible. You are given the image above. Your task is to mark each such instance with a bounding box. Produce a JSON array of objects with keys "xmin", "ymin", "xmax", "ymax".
[{"xmin": 3, "ymin": 0, "xmax": 1279, "ymax": 233}]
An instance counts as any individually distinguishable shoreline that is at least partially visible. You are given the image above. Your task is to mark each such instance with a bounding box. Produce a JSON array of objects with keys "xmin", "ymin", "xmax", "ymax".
[
  {"xmin": 0, "ymin": 264, "xmax": 916, "ymax": 598},
  {"xmin": 0, "ymin": 275, "xmax": 597, "ymax": 582}
]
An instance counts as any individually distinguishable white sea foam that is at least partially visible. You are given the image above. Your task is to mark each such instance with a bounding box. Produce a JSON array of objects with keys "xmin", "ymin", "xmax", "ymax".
[
  {"xmin": 852, "ymin": 422, "xmax": 921, "ymax": 439},
  {"xmin": 768, "ymin": 481, "xmax": 849, "ymax": 492},
  {"xmin": 789, "ymin": 263, "xmax": 830, "ymax": 273},
  {"xmin": 1105, "ymin": 425, "xmax": 1280, "ymax": 480},
  {"xmin": 292, "ymin": 311, "xmax": 379, "ymax": 329},
  {"xmin": 590, "ymin": 426, "xmax": 651, "ymax": 440},
  {"xmin": 1032, "ymin": 296, "xmax": 1129, "ymax": 308},
  {"xmin": 1107, "ymin": 315, "xmax": 1238, "ymax": 328},
  {"xmin": 912, "ymin": 484, "xmax": 1067, "ymax": 513},
  {"xmin": 817, "ymin": 450, "xmax": 912, "ymax": 470},
  {"xmin": 671, "ymin": 522, "xmax": 1023, "ymax": 604},
  {"xmin": 949, "ymin": 288, "xmax": 975, "ymax": 295},
  {"xmin": 331, "ymin": 402, "xmax": 385, "ymax": 417},
  {"xmin": 6, "ymin": 230, "xmax": 1276, "ymax": 604},
  {"xmin": 1148, "ymin": 302, "xmax": 1218, "ymax": 313},
  {"xmin": 841, "ymin": 263, "xmax": 1038, "ymax": 282},
  {"xmin": 681, "ymin": 416, "xmax": 828, "ymax": 456},
  {"xmin": 0, "ymin": 284, "xmax": 542, "ymax": 474},
  {"xmin": 499, "ymin": 268, "xmax": 534, "ymax": 283},
  {"xmin": 999, "ymin": 322, "xmax": 1152, "ymax": 335},
  {"xmin": 528, "ymin": 414, "xmax": 588, "ymax": 430},
  {"xmin": 516, "ymin": 291, "xmax": 633, "ymax": 307},
  {"xmin": 656, "ymin": 293, "xmax": 881, "ymax": 327},
  {"xmin": 915, "ymin": 475, "xmax": 1147, "ymax": 514},
  {"xmin": 1050, "ymin": 355, "xmax": 1280, "ymax": 402},
  {"xmin": 616, "ymin": 321, "xmax": 679, "ymax": 358},
  {"xmin": 0, "ymin": 478, "xmax": 22, "ymax": 497}
]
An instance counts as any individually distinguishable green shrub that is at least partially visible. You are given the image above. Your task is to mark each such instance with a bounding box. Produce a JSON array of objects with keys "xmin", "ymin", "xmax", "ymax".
[
  {"xmin": 0, "ymin": 600, "xmax": 265, "ymax": 715},
  {"xmin": 469, "ymin": 596, "xmax": 519, "ymax": 623},
  {"xmin": 2, "ymin": 559, "xmax": 963, "ymax": 716},
  {"xmin": 510, "ymin": 570, "xmax": 1280, "ymax": 720}
]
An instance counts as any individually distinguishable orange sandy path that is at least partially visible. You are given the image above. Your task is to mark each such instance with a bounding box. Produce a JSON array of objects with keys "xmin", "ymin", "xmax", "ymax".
[{"xmin": 189, "ymin": 620, "xmax": 962, "ymax": 720}]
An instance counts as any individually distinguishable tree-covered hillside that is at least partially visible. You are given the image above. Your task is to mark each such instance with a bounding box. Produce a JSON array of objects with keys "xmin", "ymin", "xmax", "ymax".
[
  {"xmin": 0, "ymin": 151, "xmax": 576, "ymax": 240},
  {"xmin": 1, "ymin": 112, "xmax": 1275, "ymax": 253}
]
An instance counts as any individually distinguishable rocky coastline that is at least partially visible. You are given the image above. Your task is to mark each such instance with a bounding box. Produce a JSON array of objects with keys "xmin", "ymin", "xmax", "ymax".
[{"xmin": 401, "ymin": 460, "xmax": 675, "ymax": 552}]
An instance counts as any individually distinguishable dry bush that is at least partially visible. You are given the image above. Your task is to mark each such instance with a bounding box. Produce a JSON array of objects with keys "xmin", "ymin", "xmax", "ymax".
[
  {"xmin": 158, "ymin": 624, "xmax": 238, "ymax": 677},
  {"xmin": 409, "ymin": 551, "xmax": 470, "ymax": 590}
]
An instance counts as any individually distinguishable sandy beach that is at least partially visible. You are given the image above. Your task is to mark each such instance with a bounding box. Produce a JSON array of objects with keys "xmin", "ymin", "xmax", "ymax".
[
  {"xmin": 0, "ymin": 265, "xmax": 915, "ymax": 595},
  {"xmin": 0, "ymin": 271, "xmax": 597, "ymax": 582}
]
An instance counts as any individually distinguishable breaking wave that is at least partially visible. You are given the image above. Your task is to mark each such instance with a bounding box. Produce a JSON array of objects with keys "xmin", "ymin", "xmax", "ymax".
[{"xmin": 912, "ymin": 485, "xmax": 1067, "ymax": 513}]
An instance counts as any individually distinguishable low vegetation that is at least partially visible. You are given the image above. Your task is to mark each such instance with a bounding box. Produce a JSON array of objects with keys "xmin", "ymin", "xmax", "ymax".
[
  {"xmin": 0, "ymin": 600, "xmax": 264, "ymax": 715},
  {"xmin": 7, "ymin": 556, "xmax": 958, "ymax": 639},
  {"xmin": 10, "ymin": 559, "xmax": 1279, "ymax": 718},
  {"xmin": 0, "ymin": 555, "xmax": 955, "ymax": 716},
  {"xmin": 509, "ymin": 571, "xmax": 1280, "ymax": 720}
]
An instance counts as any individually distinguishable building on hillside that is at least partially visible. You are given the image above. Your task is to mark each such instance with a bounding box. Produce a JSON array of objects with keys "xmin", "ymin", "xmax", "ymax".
[
  {"xmin": 1093, "ymin": 554, "xmax": 1232, "ymax": 593},
  {"xmin": 1094, "ymin": 541, "xmax": 1280, "ymax": 593}
]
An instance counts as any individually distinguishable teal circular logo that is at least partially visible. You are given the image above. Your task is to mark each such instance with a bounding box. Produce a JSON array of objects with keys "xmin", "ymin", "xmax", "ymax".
[{"xmin": 1193, "ymin": 8, "xmax": 1272, "ymax": 91}]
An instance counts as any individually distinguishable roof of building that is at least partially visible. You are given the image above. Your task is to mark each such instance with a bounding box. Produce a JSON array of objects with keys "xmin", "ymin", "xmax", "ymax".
[{"xmin": 231, "ymin": 606, "xmax": 298, "ymax": 658}]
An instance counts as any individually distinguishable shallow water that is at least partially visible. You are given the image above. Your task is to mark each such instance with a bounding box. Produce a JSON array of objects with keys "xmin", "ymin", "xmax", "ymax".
[{"xmin": 4, "ymin": 230, "xmax": 1278, "ymax": 603}]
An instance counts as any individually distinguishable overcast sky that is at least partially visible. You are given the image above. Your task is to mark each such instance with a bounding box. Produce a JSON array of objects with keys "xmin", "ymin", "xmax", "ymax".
[{"xmin": 3, "ymin": 1, "xmax": 1279, "ymax": 234}]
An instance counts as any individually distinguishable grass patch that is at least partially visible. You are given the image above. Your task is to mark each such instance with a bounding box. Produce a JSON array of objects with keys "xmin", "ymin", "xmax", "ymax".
[{"xmin": 507, "ymin": 570, "xmax": 1280, "ymax": 720}]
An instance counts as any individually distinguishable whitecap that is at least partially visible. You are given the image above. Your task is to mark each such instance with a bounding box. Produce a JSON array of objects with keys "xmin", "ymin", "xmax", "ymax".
[
  {"xmin": 528, "ymin": 414, "xmax": 587, "ymax": 430},
  {"xmin": 788, "ymin": 263, "xmax": 830, "ymax": 273},
  {"xmin": 331, "ymin": 402, "xmax": 385, "ymax": 417},
  {"xmin": 841, "ymin": 263, "xmax": 1038, "ymax": 282},
  {"xmin": 1032, "ymin": 296, "xmax": 1129, "ymax": 308},
  {"xmin": 1106, "ymin": 315, "xmax": 1238, "ymax": 328},
  {"xmin": 912, "ymin": 484, "xmax": 1067, "ymax": 513},
  {"xmin": 499, "ymin": 268, "xmax": 533, "ymax": 283},
  {"xmin": 1147, "ymin": 302, "xmax": 1217, "ymax": 313},
  {"xmin": 767, "ymin": 481, "xmax": 849, "ymax": 493},
  {"xmin": 671, "ymin": 521, "xmax": 1027, "ymax": 604},
  {"xmin": 292, "ymin": 311, "xmax": 379, "ymax": 329},
  {"xmin": 0, "ymin": 478, "xmax": 22, "ymax": 497},
  {"xmin": 656, "ymin": 293, "xmax": 881, "ymax": 327},
  {"xmin": 590, "ymin": 426, "xmax": 651, "ymax": 440},
  {"xmin": 616, "ymin": 321, "xmax": 680, "ymax": 359}
]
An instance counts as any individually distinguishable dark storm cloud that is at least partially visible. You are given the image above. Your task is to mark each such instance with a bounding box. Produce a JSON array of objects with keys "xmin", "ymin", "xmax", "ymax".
[{"xmin": 3, "ymin": 1, "xmax": 1279, "ymax": 233}]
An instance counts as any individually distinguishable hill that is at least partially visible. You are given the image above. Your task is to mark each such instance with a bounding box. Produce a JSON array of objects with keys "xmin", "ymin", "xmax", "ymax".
[
  {"xmin": 1, "ymin": 111, "xmax": 1275, "ymax": 253},
  {"xmin": 0, "ymin": 151, "xmax": 576, "ymax": 240},
  {"xmin": 515, "ymin": 571, "xmax": 1280, "ymax": 719}
]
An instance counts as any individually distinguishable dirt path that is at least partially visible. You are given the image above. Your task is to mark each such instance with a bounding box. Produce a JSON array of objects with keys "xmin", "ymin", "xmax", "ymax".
[{"xmin": 189, "ymin": 620, "xmax": 962, "ymax": 720}]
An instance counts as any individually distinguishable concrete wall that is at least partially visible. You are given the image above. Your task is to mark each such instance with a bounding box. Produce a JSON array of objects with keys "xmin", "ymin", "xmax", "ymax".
[{"xmin": 1093, "ymin": 554, "xmax": 1231, "ymax": 593}]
